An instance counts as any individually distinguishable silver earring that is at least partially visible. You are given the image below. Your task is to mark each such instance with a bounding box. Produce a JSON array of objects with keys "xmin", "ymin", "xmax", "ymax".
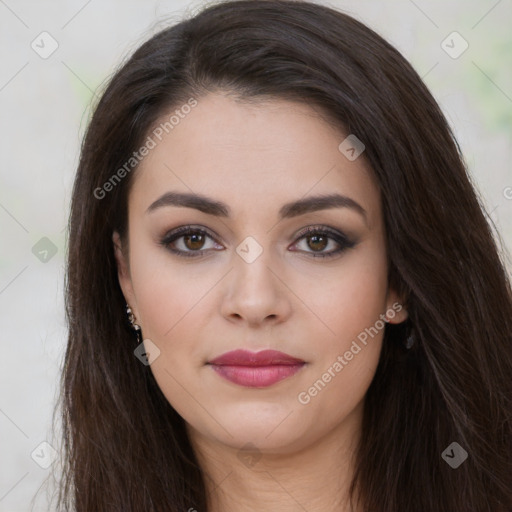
[{"xmin": 126, "ymin": 303, "xmax": 142, "ymax": 343}]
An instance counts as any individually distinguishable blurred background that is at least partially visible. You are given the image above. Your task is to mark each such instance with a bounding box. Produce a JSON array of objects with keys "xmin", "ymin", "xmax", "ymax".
[{"xmin": 0, "ymin": 0, "xmax": 511, "ymax": 510}]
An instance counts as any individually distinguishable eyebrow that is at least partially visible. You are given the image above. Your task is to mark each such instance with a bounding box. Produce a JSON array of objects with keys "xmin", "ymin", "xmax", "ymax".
[{"xmin": 146, "ymin": 191, "xmax": 367, "ymax": 223}]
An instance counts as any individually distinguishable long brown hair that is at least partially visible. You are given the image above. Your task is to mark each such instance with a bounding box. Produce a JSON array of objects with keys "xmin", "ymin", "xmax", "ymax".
[{"xmin": 53, "ymin": 1, "xmax": 512, "ymax": 510}]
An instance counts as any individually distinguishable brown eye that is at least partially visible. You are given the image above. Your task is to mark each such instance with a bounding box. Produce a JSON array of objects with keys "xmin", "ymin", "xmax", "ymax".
[
  {"xmin": 291, "ymin": 226, "xmax": 355, "ymax": 258},
  {"xmin": 161, "ymin": 226, "xmax": 224, "ymax": 258},
  {"xmin": 306, "ymin": 234, "xmax": 329, "ymax": 252},
  {"xmin": 183, "ymin": 232, "xmax": 206, "ymax": 250}
]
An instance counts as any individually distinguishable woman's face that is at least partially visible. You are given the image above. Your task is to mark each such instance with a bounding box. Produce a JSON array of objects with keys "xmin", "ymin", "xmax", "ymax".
[{"xmin": 114, "ymin": 92, "xmax": 407, "ymax": 455}]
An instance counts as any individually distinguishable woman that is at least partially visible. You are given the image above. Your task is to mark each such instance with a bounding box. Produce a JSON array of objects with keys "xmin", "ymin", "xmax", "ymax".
[{"xmin": 56, "ymin": 0, "xmax": 512, "ymax": 510}]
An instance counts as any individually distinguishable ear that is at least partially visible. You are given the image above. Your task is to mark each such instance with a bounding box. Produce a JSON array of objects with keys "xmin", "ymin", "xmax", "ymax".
[
  {"xmin": 112, "ymin": 231, "xmax": 137, "ymax": 315},
  {"xmin": 384, "ymin": 287, "xmax": 409, "ymax": 324}
]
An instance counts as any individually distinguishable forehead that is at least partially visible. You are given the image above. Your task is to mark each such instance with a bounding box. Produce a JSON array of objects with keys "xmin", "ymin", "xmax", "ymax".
[{"xmin": 129, "ymin": 93, "xmax": 380, "ymax": 223}]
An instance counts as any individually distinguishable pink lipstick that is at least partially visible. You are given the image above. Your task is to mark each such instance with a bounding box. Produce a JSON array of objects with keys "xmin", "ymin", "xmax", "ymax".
[{"xmin": 207, "ymin": 349, "xmax": 305, "ymax": 388}]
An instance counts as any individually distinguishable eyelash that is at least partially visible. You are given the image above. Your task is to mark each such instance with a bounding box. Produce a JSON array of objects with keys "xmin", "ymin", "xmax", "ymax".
[{"xmin": 160, "ymin": 224, "xmax": 355, "ymax": 259}]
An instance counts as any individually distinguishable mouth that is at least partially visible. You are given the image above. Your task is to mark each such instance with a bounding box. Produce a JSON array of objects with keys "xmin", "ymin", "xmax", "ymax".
[{"xmin": 207, "ymin": 349, "xmax": 306, "ymax": 388}]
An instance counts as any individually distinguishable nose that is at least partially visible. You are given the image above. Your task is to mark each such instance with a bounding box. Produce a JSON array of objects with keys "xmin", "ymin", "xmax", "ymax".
[{"xmin": 220, "ymin": 247, "xmax": 292, "ymax": 328}]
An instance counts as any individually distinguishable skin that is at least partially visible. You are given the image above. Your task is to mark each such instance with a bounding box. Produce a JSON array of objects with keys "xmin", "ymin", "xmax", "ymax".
[{"xmin": 113, "ymin": 92, "xmax": 408, "ymax": 511}]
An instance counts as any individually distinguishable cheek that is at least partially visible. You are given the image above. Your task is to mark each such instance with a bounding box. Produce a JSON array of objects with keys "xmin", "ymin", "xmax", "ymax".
[
  {"xmin": 129, "ymin": 253, "xmax": 179, "ymax": 337},
  {"xmin": 296, "ymin": 240, "xmax": 389, "ymax": 349},
  {"xmin": 293, "ymin": 238, "xmax": 389, "ymax": 399},
  {"xmin": 294, "ymin": 259, "xmax": 389, "ymax": 424},
  {"xmin": 127, "ymin": 242, "xmax": 220, "ymax": 361}
]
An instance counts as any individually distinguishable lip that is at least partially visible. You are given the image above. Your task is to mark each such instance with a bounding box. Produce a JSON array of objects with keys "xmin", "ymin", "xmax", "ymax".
[
  {"xmin": 208, "ymin": 349, "xmax": 305, "ymax": 366},
  {"xmin": 207, "ymin": 349, "xmax": 306, "ymax": 388}
]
